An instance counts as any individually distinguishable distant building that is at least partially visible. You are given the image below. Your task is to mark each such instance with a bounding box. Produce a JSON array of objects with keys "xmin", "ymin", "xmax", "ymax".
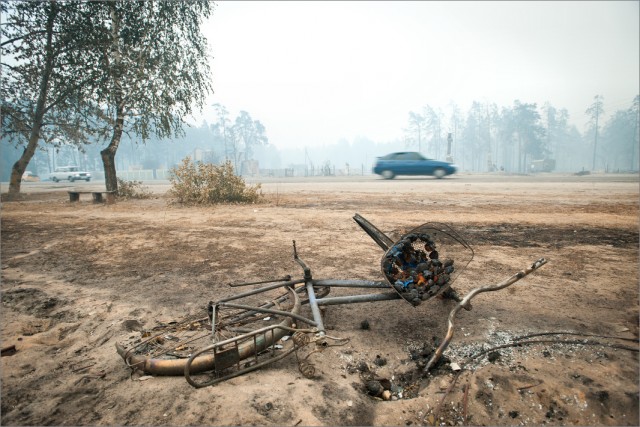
[{"xmin": 530, "ymin": 159, "xmax": 556, "ymax": 172}]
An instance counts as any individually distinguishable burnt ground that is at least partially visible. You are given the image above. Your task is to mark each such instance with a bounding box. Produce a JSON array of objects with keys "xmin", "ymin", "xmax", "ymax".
[{"xmin": 1, "ymin": 174, "xmax": 639, "ymax": 426}]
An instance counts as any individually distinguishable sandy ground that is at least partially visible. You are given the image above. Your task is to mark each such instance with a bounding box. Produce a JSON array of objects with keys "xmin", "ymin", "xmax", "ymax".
[{"xmin": 1, "ymin": 173, "xmax": 639, "ymax": 426}]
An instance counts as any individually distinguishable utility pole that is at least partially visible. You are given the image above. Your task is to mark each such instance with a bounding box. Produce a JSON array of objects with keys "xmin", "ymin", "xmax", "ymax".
[
  {"xmin": 586, "ymin": 95, "xmax": 604, "ymax": 171},
  {"xmin": 486, "ymin": 104, "xmax": 492, "ymax": 172},
  {"xmin": 591, "ymin": 102, "xmax": 600, "ymax": 171},
  {"xmin": 632, "ymin": 98, "xmax": 639, "ymax": 171}
]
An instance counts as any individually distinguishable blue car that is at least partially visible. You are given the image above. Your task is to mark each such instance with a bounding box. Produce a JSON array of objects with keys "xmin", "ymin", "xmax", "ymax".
[{"xmin": 373, "ymin": 152, "xmax": 457, "ymax": 179}]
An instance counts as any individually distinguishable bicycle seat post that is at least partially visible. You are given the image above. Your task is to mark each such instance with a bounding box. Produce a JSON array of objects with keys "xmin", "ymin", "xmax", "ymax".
[{"xmin": 292, "ymin": 241, "xmax": 325, "ymax": 339}]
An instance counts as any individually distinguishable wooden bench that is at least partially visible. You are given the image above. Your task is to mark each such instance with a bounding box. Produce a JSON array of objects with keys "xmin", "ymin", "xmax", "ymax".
[{"xmin": 68, "ymin": 191, "xmax": 116, "ymax": 204}]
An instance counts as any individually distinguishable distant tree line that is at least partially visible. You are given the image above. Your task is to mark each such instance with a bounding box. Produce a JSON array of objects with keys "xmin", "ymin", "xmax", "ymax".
[
  {"xmin": 2, "ymin": 1, "xmax": 636, "ymax": 184},
  {"xmin": 403, "ymin": 95, "xmax": 639, "ymax": 173},
  {"xmin": 0, "ymin": 104, "xmax": 271, "ymax": 181},
  {"xmin": 6, "ymin": 93, "xmax": 636, "ymax": 182},
  {"xmin": 4, "ymin": 91, "xmax": 637, "ymax": 181},
  {"xmin": 100, "ymin": 94, "xmax": 638, "ymax": 176}
]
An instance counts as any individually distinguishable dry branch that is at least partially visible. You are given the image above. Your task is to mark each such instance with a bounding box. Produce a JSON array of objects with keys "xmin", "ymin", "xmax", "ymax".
[{"xmin": 422, "ymin": 258, "xmax": 548, "ymax": 375}]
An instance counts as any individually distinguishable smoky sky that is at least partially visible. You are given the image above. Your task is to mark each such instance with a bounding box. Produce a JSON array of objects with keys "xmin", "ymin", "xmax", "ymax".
[{"xmin": 195, "ymin": 1, "xmax": 639, "ymax": 149}]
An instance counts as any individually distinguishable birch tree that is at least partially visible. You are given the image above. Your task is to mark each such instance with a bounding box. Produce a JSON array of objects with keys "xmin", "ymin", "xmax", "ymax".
[
  {"xmin": 1, "ymin": 0, "xmax": 100, "ymax": 197},
  {"xmin": 87, "ymin": 1, "xmax": 213, "ymax": 192}
]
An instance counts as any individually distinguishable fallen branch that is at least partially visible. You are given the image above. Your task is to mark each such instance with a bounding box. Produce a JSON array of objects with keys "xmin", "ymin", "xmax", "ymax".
[
  {"xmin": 461, "ymin": 382, "xmax": 470, "ymax": 425},
  {"xmin": 469, "ymin": 338, "xmax": 639, "ymax": 360},
  {"xmin": 422, "ymin": 258, "xmax": 548, "ymax": 375},
  {"xmin": 74, "ymin": 370, "xmax": 106, "ymax": 385},
  {"xmin": 432, "ymin": 370, "xmax": 462, "ymax": 423},
  {"xmin": 71, "ymin": 362, "xmax": 96, "ymax": 373},
  {"xmin": 512, "ymin": 331, "xmax": 639, "ymax": 343},
  {"xmin": 516, "ymin": 379, "xmax": 544, "ymax": 391}
]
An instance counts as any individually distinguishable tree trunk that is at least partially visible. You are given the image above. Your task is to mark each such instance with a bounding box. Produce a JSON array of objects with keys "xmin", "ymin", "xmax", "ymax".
[
  {"xmin": 7, "ymin": 1, "xmax": 58, "ymax": 199},
  {"xmin": 100, "ymin": 2, "xmax": 124, "ymax": 194},
  {"xmin": 8, "ymin": 134, "xmax": 41, "ymax": 198},
  {"xmin": 518, "ymin": 135, "xmax": 523, "ymax": 173},
  {"xmin": 100, "ymin": 69, "xmax": 125, "ymax": 193},
  {"xmin": 100, "ymin": 119, "xmax": 123, "ymax": 192}
]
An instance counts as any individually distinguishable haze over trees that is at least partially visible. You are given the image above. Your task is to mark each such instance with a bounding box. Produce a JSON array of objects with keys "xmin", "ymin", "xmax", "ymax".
[
  {"xmin": 1, "ymin": 1, "xmax": 637, "ymax": 183},
  {"xmin": 117, "ymin": 96, "xmax": 640, "ymax": 176},
  {"xmin": 402, "ymin": 97, "xmax": 638, "ymax": 174},
  {"xmin": 109, "ymin": 94, "xmax": 640, "ymax": 176},
  {"xmin": 3, "ymin": 94, "xmax": 637, "ymax": 182}
]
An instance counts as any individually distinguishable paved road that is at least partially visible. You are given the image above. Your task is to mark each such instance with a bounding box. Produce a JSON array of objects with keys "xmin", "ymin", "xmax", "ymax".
[{"xmin": 3, "ymin": 172, "xmax": 638, "ymax": 195}]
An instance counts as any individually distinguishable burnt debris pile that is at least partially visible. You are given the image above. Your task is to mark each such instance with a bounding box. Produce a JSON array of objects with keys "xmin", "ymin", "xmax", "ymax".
[{"xmin": 382, "ymin": 232, "xmax": 455, "ymax": 306}]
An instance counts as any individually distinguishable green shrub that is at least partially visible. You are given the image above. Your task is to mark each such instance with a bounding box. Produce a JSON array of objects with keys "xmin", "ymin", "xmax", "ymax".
[
  {"xmin": 116, "ymin": 178, "xmax": 153, "ymax": 199},
  {"xmin": 168, "ymin": 157, "xmax": 262, "ymax": 205}
]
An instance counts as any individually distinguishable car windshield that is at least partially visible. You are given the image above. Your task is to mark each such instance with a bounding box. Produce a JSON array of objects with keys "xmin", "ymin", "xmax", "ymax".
[{"xmin": 380, "ymin": 152, "xmax": 429, "ymax": 161}]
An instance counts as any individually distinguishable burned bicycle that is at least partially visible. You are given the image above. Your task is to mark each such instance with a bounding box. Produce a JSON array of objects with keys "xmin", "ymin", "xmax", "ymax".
[{"xmin": 116, "ymin": 214, "xmax": 546, "ymax": 389}]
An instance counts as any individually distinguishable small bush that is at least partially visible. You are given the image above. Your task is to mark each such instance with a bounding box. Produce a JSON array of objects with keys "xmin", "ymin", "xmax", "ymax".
[
  {"xmin": 168, "ymin": 157, "xmax": 262, "ymax": 205},
  {"xmin": 116, "ymin": 178, "xmax": 153, "ymax": 199}
]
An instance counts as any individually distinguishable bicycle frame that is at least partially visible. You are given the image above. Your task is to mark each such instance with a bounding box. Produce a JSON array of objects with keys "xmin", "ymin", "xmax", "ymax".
[{"xmin": 115, "ymin": 213, "xmax": 546, "ymax": 389}]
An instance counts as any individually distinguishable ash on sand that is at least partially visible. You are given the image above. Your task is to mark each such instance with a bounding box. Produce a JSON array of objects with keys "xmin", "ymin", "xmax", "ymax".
[
  {"xmin": 349, "ymin": 340, "xmax": 455, "ymax": 402},
  {"xmin": 1, "ymin": 176, "xmax": 638, "ymax": 427}
]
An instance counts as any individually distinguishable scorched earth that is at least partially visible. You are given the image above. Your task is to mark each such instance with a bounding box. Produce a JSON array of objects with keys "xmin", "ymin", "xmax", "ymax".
[{"xmin": 1, "ymin": 173, "xmax": 638, "ymax": 426}]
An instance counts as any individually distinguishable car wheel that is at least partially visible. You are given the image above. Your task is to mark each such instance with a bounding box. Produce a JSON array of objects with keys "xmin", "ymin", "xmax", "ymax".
[
  {"xmin": 433, "ymin": 168, "xmax": 446, "ymax": 179},
  {"xmin": 86, "ymin": 178, "xmax": 91, "ymax": 182},
  {"xmin": 69, "ymin": 177, "xmax": 75, "ymax": 182},
  {"xmin": 52, "ymin": 177, "xmax": 58, "ymax": 182},
  {"xmin": 381, "ymin": 170, "xmax": 395, "ymax": 180}
]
